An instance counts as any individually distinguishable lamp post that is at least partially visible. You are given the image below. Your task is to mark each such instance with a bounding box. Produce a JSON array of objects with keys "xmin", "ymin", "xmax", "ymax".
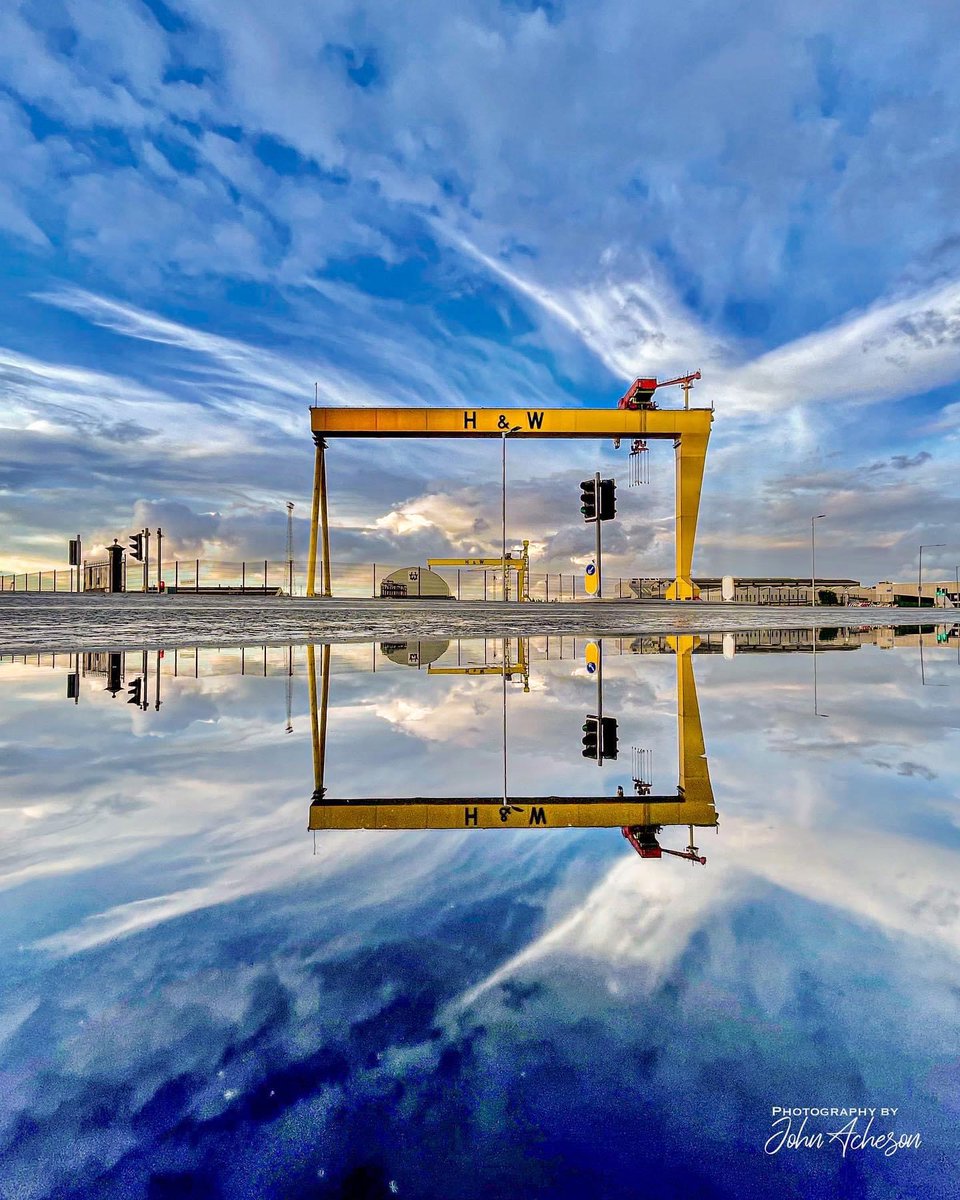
[
  {"xmin": 918, "ymin": 543, "xmax": 945, "ymax": 608},
  {"xmin": 810, "ymin": 514, "xmax": 826, "ymax": 606},
  {"xmin": 501, "ymin": 426, "xmax": 521, "ymax": 601}
]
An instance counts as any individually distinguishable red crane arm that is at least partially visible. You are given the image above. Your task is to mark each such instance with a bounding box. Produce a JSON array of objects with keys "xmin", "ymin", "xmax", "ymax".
[{"xmin": 617, "ymin": 371, "xmax": 701, "ymax": 410}]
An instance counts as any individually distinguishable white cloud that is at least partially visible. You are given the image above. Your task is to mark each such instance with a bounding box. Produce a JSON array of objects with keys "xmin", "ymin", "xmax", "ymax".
[{"xmin": 1, "ymin": 2, "xmax": 959, "ymax": 581}]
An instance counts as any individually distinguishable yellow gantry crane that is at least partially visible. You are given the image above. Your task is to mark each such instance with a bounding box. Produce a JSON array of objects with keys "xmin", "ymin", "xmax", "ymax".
[
  {"xmin": 427, "ymin": 541, "xmax": 530, "ymax": 602},
  {"xmin": 307, "ymin": 387, "xmax": 713, "ymax": 601}
]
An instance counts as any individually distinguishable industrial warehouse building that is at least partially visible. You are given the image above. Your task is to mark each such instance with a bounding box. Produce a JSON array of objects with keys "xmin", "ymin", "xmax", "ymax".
[
  {"xmin": 630, "ymin": 577, "xmax": 960, "ymax": 606},
  {"xmin": 630, "ymin": 577, "xmax": 860, "ymax": 604}
]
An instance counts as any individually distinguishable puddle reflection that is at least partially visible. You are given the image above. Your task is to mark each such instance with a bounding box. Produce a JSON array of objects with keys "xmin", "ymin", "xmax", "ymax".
[{"xmin": 1, "ymin": 628, "xmax": 959, "ymax": 1199}]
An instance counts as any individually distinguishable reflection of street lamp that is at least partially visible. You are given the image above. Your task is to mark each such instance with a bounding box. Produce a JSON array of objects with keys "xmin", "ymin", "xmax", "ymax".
[
  {"xmin": 502, "ymin": 636, "xmax": 508, "ymax": 802},
  {"xmin": 918, "ymin": 543, "xmax": 945, "ymax": 608},
  {"xmin": 812, "ymin": 628, "xmax": 828, "ymax": 717},
  {"xmin": 810, "ymin": 514, "xmax": 826, "ymax": 606},
  {"xmin": 501, "ymin": 426, "xmax": 521, "ymax": 601}
]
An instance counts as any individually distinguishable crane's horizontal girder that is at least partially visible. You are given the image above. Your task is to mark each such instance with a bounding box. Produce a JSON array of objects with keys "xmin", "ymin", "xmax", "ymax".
[
  {"xmin": 308, "ymin": 796, "xmax": 719, "ymax": 830},
  {"xmin": 310, "ymin": 405, "xmax": 713, "ymax": 439}
]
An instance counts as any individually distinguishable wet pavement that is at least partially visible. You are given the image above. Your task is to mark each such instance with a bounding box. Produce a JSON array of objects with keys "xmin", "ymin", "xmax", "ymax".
[{"xmin": 0, "ymin": 591, "xmax": 939, "ymax": 654}]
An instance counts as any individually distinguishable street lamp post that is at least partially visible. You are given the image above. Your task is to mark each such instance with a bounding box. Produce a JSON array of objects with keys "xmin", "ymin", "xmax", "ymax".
[
  {"xmin": 501, "ymin": 426, "xmax": 521, "ymax": 602},
  {"xmin": 810, "ymin": 514, "xmax": 826, "ymax": 606},
  {"xmin": 918, "ymin": 543, "xmax": 945, "ymax": 609}
]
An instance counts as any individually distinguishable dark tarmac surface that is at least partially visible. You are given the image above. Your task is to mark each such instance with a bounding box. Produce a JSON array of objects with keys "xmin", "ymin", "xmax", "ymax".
[{"xmin": 0, "ymin": 592, "xmax": 945, "ymax": 655}]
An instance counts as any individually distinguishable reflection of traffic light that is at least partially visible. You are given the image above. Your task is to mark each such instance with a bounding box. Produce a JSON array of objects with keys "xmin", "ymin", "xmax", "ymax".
[
  {"xmin": 128, "ymin": 532, "xmax": 144, "ymax": 561},
  {"xmin": 601, "ymin": 716, "xmax": 619, "ymax": 760},
  {"xmin": 583, "ymin": 715, "xmax": 618, "ymax": 760},
  {"xmin": 937, "ymin": 628, "xmax": 950, "ymax": 644},
  {"xmin": 106, "ymin": 652, "xmax": 122, "ymax": 696},
  {"xmin": 127, "ymin": 677, "xmax": 142, "ymax": 706},
  {"xmin": 579, "ymin": 479, "xmax": 597, "ymax": 523},
  {"xmin": 598, "ymin": 478, "xmax": 617, "ymax": 521},
  {"xmin": 582, "ymin": 715, "xmax": 599, "ymax": 759}
]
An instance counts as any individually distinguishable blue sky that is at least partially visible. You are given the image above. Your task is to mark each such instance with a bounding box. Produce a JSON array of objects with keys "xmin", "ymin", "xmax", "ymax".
[{"xmin": 1, "ymin": 0, "xmax": 960, "ymax": 580}]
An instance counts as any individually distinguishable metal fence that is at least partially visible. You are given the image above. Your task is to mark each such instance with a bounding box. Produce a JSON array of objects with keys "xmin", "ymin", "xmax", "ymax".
[
  {"xmin": 123, "ymin": 559, "xmax": 296, "ymax": 594},
  {"xmin": 0, "ymin": 569, "xmax": 80, "ymax": 593},
  {"xmin": 1, "ymin": 558, "xmax": 645, "ymax": 599}
]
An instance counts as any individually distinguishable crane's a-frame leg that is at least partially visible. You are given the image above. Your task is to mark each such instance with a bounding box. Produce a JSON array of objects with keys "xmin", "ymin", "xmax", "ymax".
[
  {"xmin": 306, "ymin": 436, "xmax": 332, "ymax": 598},
  {"xmin": 666, "ymin": 432, "xmax": 709, "ymax": 600}
]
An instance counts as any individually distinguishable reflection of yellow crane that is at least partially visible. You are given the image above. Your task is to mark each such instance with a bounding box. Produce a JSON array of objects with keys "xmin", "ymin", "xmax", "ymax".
[
  {"xmin": 620, "ymin": 635, "xmax": 714, "ymax": 864},
  {"xmin": 306, "ymin": 636, "xmax": 716, "ymax": 853},
  {"xmin": 427, "ymin": 541, "xmax": 530, "ymax": 602},
  {"xmin": 427, "ymin": 637, "xmax": 530, "ymax": 691}
]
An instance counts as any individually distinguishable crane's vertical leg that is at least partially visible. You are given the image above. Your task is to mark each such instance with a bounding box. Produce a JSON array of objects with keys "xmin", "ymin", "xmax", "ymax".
[
  {"xmin": 319, "ymin": 441, "xmax": 332, "ymax": 598},
  {"xmin": 307, "ymin": 437, "xmax": 323, "ymax": 598},
  {"xmin": 667, "ymin": 432, "xmax": 709, "ymax": 600}
]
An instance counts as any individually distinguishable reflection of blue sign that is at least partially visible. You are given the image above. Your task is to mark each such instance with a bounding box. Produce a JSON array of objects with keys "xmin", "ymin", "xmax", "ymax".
[{"xmin": 585, "ymin": 641, "xmax": 600, "ymax": 673}]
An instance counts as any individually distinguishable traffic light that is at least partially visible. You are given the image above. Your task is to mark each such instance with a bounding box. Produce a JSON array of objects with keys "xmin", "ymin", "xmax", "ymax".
[
  {"xmin": 598, "ymin": 478, "xmax": 617, "ymax": 521},
  {"xmin": 127, "ymin": 677, "xmax": 142, "ymax": 706},
  {"xmin": 582, "ymin": 715, "xmax": 599, "ymax": 760},
  {"xmin": 580, "ymin": 479, "xmax": 597, "ymax": 522},
  {"xmin": 128, "ymin": 532, "xmax": 144, "ymax": 561},
  {"xmin": 600, "ymin": 716, "xmax": 619, "ymax": 760}
]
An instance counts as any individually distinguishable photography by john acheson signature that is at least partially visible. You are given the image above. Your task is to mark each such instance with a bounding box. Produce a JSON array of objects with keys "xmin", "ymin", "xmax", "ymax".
[{"xmin": 765, "ymin": 1108, "xmax": 921, "ymax": 1157}]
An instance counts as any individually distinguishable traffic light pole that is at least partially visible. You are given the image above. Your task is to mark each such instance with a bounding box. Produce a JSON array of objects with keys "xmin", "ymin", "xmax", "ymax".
[
  {"xmin": 595, "ymin": 471, "xmax": 602, "ymax": 600},
  {"xmin": 143, "ymin": 528, "xmax": 150, "ymax": 594}
]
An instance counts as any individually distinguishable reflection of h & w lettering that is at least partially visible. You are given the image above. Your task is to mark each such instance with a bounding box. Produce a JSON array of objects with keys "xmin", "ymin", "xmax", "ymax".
[
  {"xmin": 463, "ymin": 807, "xmax": 479, "ymax": 826},
  {"xmin": 527, "ymin": 411, "xmax": 544, "ymax": 429},
  {"xmin": 463, "ymin": 411, "xmax": 477, "ymax": 429}
]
